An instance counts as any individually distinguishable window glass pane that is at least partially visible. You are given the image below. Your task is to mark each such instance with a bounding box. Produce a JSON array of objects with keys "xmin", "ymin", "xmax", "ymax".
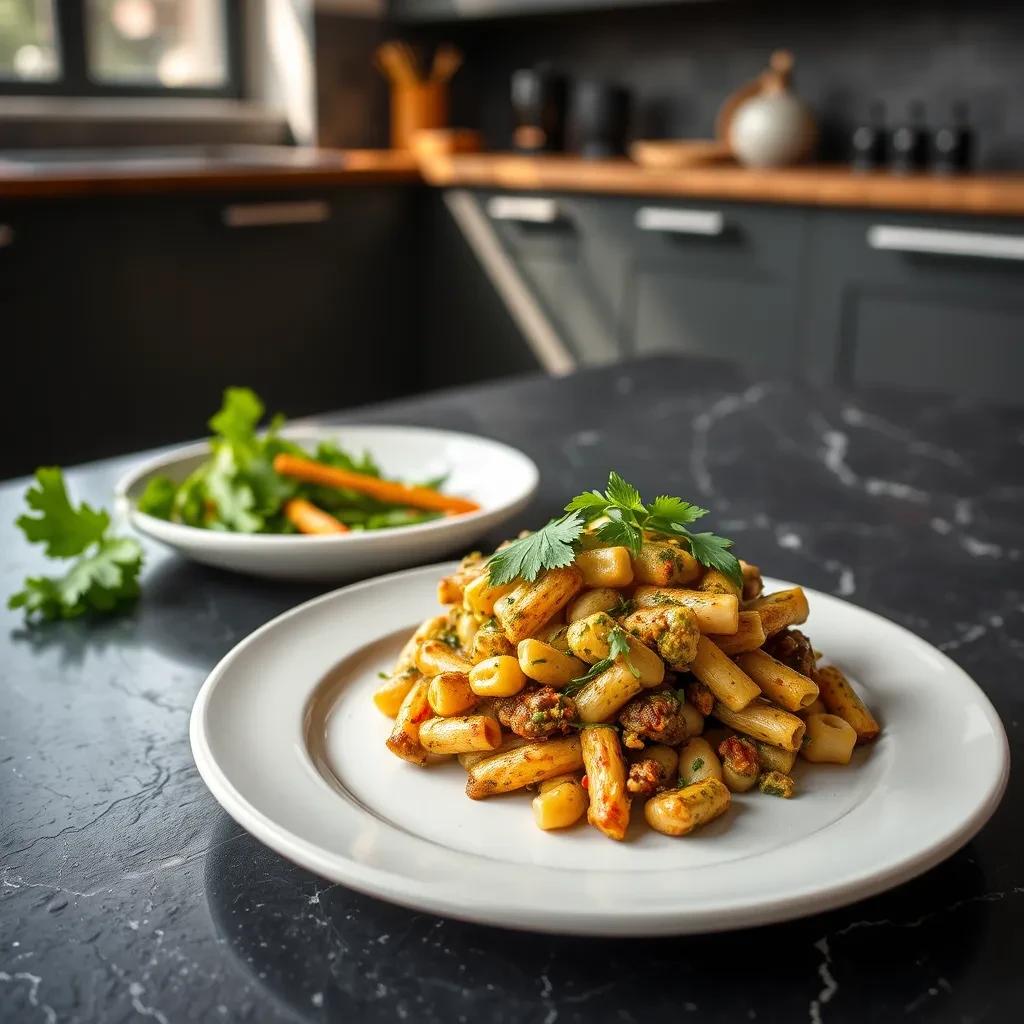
[
  {"xmin": 0, "ymin": 0, "xmax": 60, "ymax": 81},
  {"xmin": 86, "ymin": 0, "xmax": 228, "ymax": 88}
]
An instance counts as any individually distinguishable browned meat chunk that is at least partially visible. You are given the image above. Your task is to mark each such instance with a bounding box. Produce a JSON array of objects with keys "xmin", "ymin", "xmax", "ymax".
[
  {"xmin": 764, "ymin": 628, "xmax": 817, "ymax": 678},
  {"xmin": 494, "ymin": 686, "xmax": 578, "ymax": 739},
  {"xmin": 627, "ymin": 757, "xmax": 671, "ymax": 796},
  {"xmin": 718, "ymin": 735, "xmax": 760, "ymax": 779},
  {"xmin": 618, "ymin": 691, "xmax": 687, "ymax": 749},
  {"xmin": 685, "ymin": 679, "xmax": 715, "ymax": 717}
]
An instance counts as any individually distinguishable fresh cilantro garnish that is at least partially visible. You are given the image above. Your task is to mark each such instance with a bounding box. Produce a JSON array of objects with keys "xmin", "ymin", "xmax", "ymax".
[
  {"xmin": 563, "ymin": 626, "xmax": 638, "ymax": 694},
  {"xmin": 9, "ymin": 468, "xmax": 143, "ymax": 622},
  {"xmin": 565, "ymin": 472, "xmax": 741, "ymax": 587},
  {"xmin": 486, "ymin": 512, "xmax": 585, "ymax": 585}
]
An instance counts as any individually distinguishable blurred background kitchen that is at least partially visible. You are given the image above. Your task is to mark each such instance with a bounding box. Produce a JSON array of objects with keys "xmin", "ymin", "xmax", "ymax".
[{"xmin": 3, "ymin": 0, "xmax": 1022, "ymax": 480}]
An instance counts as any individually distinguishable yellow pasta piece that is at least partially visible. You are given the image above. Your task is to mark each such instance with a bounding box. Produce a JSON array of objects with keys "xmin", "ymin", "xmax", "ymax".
[
  {"xmin": 468, "ymin": 655, "xmax": 527, "ymax": 697},
  {"xmin": 678, "ymin": 700, "xmax": 705, "ymax": 738},
  {"xmin": 697, "ymin": 568, "xmax": 742, "ymax": 599},
  {"xmin": 436, "ymin": 554, "xmax": 486, "ymax": 605},
  {"xmin": 493, "ymin": 566, "xmax": 584, "ymax": 644},
  {"xmin": 517, "ymin": 639, "xmax": 587, "ymax": 688},
  {"xmin": 532, "ymin": 775, "xmax": 588, "ymax": 830},
  {"xmin": 706, "ymin": 611, "xmax": 766, "ymax": 655},
  {"xmin": 713, "ymin": 698, "xmax": 806, "ymax": 752},
  {"xmin": 426, "ymin": 671, "xmax": 477, "ymax": 716},
  {"xmin": 645, "ymin": 778, "xmax": 731, "ymax": 836},
  {"xmin": 636, "ymin": 743, "xmax": 679, "ymax": 781},
  {"xmin": 416, "ymin": 640, "xmax": 472, "ymax": 676},
  {"xmin": 581, "ymin": 726, "xmax": 631, "ymax": 841},
  {"xmin": 574, "ymin": 546, "xmax": 635, "ymax": 587},
  {"xmin": 632, "ymin": 587, "xmax": 740, "ymax": 634},
  {"xmin": 471, "ymin": 618, "xmax": 515, "ymax": 664},
  {"xmin": 717, "ymin": 735, "xmax": 761, "ymax": 793},
  {"xmin": 677, "ymin": 736, "xmax": 723, "ymax": 786},
  {"xmin": 574, "ymin": 662, "xmax": 645, "ymax": 723},
  {"xmin": 566, "ymin": 587, "xmax": 622, "ymax": 623},
  {"xmin": 373, "ymin": 666, "xmax": 422, "ymax": 718},
  {"xmin": 800, "ymin": 697, "xmax": 828, "ymax": 717},
  {"xmin": 754, "ymin": 740, "xmax": 797, "ymax": 775},
  {"xmin": 814, "ymin": 665, "xmax": 880, "ymax": 743},
  {"xmin": 740, "ymin": 560, "xmax": 763, "ymax": 601},
  {"xmin": 465, "ymin": 736, "xmax": 583, "ymax": 799},
  {"xmin": 735, "ymin": 649, "xmax": 820, "ymax": 713},
  {"xmin": 631, "ymin": 541, "xmax": 701, "ymax": 586},
  {"xmin": 566, "ymin": 612, "xmax": 665, "ymax": 686},
  {"xmin": 747, "ymin": 587, "xmax": 810, "ymax": 637},
  {"xmin": 689, "ymin": 636, "xmax": 761, "ymax": 712},
  {"xmin": 419, "ymin": 714, "xmax": 501, "ymax": 755},
  {"xmin": 801, "ymin": 713, "xmax": 858, "ymax": 764},
  {"xmin": 462, "ymin": 574, "xmax": 518, "ymax": 616},
  {"xmin": 385, "ymin": 679, "xmax": 432, "ymax": 766},
  {"xmin": 457, "ymin": 734, "xmax": 528, "ymax": 770}
]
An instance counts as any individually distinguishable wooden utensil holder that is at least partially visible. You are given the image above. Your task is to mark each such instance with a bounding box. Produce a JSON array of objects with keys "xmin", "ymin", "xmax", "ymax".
[{"xmin": 391, "ymin": 81, "xmax": 448, "ymax": 150}]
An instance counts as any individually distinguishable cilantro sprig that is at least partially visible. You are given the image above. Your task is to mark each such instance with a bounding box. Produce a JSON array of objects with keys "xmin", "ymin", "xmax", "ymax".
[
  {"xmin": 9, "ymin": 468, "xmax": 143, "ymax": 622},
  {"xmin": 487, "ymin": 472, "xmax": 741, "ymax": 587},
  {"xmin": 563, "ymin": 626, "xmax": 638, "ymax": 696}
]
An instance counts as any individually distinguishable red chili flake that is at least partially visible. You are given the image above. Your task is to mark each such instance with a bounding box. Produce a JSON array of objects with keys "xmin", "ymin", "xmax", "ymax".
[{"xmin": 581, "ymin": 775, "xmax": 589, "ymax": 790}]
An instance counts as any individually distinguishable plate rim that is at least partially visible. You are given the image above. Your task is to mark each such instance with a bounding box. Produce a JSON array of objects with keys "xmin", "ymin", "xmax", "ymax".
[
  {"xmin": 190, "ymin": 562, "xmax": 1010, "ymax": 936},
  {"xmin": 115, "ymin": 424, "xmax": 540, "ymax": 549}
]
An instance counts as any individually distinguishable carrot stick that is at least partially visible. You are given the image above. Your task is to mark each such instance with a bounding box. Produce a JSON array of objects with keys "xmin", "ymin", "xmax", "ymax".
[
  {"xmin": 273, "ymin": 454, "xmax": 480, "ymax": 514},
  {"xmin": 283, "ymin": 498, "xmax": 349, "ymax": 535}
]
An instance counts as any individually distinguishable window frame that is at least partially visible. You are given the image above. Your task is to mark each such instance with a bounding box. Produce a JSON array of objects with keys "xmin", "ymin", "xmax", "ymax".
[{"xmin": 0, "ymin": 0, "xmax": 244, "ymax": 99}]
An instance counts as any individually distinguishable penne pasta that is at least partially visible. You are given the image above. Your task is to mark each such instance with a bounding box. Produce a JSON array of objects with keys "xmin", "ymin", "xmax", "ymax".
[
  {"xmin": 574, "ymin": 661, "xmax": 645, "ymax": 723},
  {"xmin": 740, "ymin": 560, "xmax": 763, "ymax": 601},
  {"xmin": 419, "ymin": 714, "xmax": 501, "ymax": 755},
  {"xmin": 697, "ymin": 568, "xmax": 743, "ymax": 599},
  {"xmin": 713, "ymin": 698, "xmax": 807, "ymax": 752},
  {"xmin": 645, "ymin": 778, "xmax": 731, "ymax": 836},
  {"xmin": 581, "ymin": 726, "xmax": 631, "ymax": 841},
  {"xmin": 566, "ymin": 612, "xmax": 665, "ymax": 687},
  {"xmin": 735, "ymin": 649, "xmax": 820, "ymax": 713},
  {"xmin": 689, "ymin": 636, "xmax": 761, "ymax": 712},
  {"xmin": 574, "ymin": 546, "xmax": 634, "ymax": 588},
  {"xmin": 706, "ymin": 611, "xmax": 766, "ymax": 655},
  {"xmin": 566, "ymin": 587, "xmax": 622, "ymax": 623},
  {"xmin": 457, "ymin": 734, "xmax": 529, "ymax": 770},
  {"xmin": 814, "ymin": 665, "xmax": 880, "ymax": 743},
  {"xmin": 373, "ymin": 665, "xmax": 422, "ymax": 717},
  {"xmin": 416, "ymin": 640, "xmax": 472, "ymax": 676},
  {"xmin": 631, "ymin": 541, "xmax": 701, "ymax": 587},
  {"xmin": 426, "ymin": 671, "xmax": 477, "ymax": 716},
  {"xmin": 493, "ymin": 566, "xmax": 584, "ymax": 644},
  {"xmin": 465, "ymin": 735, "xmax": 584, "ymax": 799},
  {"xmin": 632, "ymin": 587, "xmax": 740, "ymax": 635},
  {"xmin": 747, "ymin": 588, "xmax": 810, "ymax": 637},
  {"xmin": 462, "ymin": 573, "xmax": 518, "ymax": 617},
  {"xmin": 386, "ymin": 679, "xmax": 433, "ymax": 766},
  {"xmin": 517, "ymin": 638, "xmax": 587, "ymax": 688},
  {"xmin": 436, "ymin": 554, "xmax": 486, "ymax": 605},
  {"xmin": 801, "ymin": 713, "xmax": 858, "ymax": 764}
]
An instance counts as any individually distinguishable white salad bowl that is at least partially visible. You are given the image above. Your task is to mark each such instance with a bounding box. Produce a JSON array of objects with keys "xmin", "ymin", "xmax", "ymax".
[{"xmin": 115, "ymin": 425, "xmax": 539, "ymax": 582}]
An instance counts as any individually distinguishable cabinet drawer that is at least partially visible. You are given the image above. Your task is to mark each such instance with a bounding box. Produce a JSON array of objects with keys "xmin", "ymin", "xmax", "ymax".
[{"xmin": 802, "ymin": 210, "xmax": 1024, "ymax": 400}]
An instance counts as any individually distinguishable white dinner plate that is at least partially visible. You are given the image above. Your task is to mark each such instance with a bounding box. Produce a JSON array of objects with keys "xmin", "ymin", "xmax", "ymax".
[
  {"xmin": 190, "ymin": 564, "xmax": 1009, "ymax": 935},
  {"xmin": 115, "ymin": 425, "xmax": 538, "ymax": 581}
]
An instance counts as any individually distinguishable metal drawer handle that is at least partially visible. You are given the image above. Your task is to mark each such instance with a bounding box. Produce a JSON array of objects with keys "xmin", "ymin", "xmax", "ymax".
[
  {"xmin": 486, "ymin": 196, "xmax": 561, "ymax": 224},
  {"xmin": 0, "ymin": 224, "xmax": 13, "ymax": 248},
  {"xmin": 867, "ymin": 225, "xmax": 1024, "ymax": 261},
  {"xmin": 221, "ymin": 201, "xmax": 330, "ymax": 228},
  {"xmin": 636, "ymin": 207, "xmax": 724, "ymax": 236}
]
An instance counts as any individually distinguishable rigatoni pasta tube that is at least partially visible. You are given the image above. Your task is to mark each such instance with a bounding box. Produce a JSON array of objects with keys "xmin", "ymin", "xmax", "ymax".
[
  {"xmin": 418, "ymin": 714, "xmax": 501, "ymax": 755},
  {"xmin": 748, "ymin": 587, "xmax": 810, "ymax": 637},
  {"xmin": 373, "ymin": 666, "xmax": 422, "ymax": 717},
  {"xmin": 566, "ymin": 612, "xmax": 665, "ymax": 686},
  {"xmin": 493, "ymin": 566, "xmax": 583, "ymax": 644},
  {"xmin": 517, "ymin": 639, "xmax": 587, "ymax": 688},
  {"xmin": 801, "ymin": 713, "xmax": 858, "ymax": 764},
  {"xmin": 416, "ymin": 640, "xmax": 472, "ymax": 676},
  {"xmin": 574, "ymin": 662, "xmax": 645, "ymax": 724},
  {"xmin": 532, "ymin": 775, "xmax": 588, "ymax": 830},
  {"xmin": 689, "ymin": 636, "xmax": 761, "ymax": 712},
  {"xmin": 707, "ymin": 611, "xmax": 766, "ymax": 656},
  {"xmin": 581, "ymin": 726, "xmax": 630, "ymax": 841},
  {"xmin": 457, "ymin": 734, "xmax": 529, "ymax": 770},
  {"xmin": 462, "ymin": 573, "xmax": 517, "ymax": 616},
  {"xmin": 385, "ymin": 679, "xmax": 432, "ymax": 766},
  {"xmin": 465, "ymin": 735, "xmax": 583, "ymax": 799},
  {"xmin": 645, "ymin": 778, "xmax": 731, "ymax": 837},
  {"xmin": 574, "ymin": 546, "xmax": 634, "ymax": 588},
  {"xmin": 426, "ymin": 672, "xmax": 477, "ymax": 716},
  {"xmin": 697, "ymin": 568, "xmax": 742, "ymax": 599},
  {"xmin": 735, "ymin": 649, "xmax": 820, "ymax": 713},
  {"xmin": 814, "ymin": 665, "xmax": 880, "ymax": 743},
  {"xmin": 566, "ymin": 587, "xmax": 621, "ymax": 623},
  {"xmin": 713, "ymin": 698, "xmax": 806, "ymax": 752},
  {"xmin": 632, "ymin": 587, "xmax": 739, "ymax": 635},
  {"xmin": 631, "ymin": 542, "xmax": 700, "ymax": 586}
]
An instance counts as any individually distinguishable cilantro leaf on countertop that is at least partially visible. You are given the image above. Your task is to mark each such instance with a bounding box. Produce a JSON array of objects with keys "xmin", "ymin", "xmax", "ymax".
[
  {"xmin": 487, "ymin": 512, "xmax": 585, "ymax": 585},
  {"xmin": 9, "ymin": 469, "xmax": 143, "ymax": 623}
]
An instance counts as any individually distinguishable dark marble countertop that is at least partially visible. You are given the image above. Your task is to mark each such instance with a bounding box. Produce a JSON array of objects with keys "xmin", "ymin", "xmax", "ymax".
[{"xmin": 1, "ymin": 356, "xmax": 1021, "ymax": 1023}]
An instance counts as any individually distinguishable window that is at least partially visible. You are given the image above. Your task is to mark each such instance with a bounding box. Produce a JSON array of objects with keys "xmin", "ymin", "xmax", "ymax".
[{"xmin": 0, "ymin": 0, "xmax": 241, "ymax": 97}]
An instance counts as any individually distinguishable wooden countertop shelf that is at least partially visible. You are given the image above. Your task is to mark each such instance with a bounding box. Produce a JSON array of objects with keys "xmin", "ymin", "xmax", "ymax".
[{"xmin": 418, "ymin": 153, "xmax": 1024, "ymax": 218}]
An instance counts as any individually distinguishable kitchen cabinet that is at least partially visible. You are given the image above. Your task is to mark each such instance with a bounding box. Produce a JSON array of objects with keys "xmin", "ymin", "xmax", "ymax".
[
  {"xmin": 0, "ymin": 189, "xmax": 415, "ymax": 479},
  {"xmin": 800, "ymin": 210, "xmax": 1024, "ymax": 401}
]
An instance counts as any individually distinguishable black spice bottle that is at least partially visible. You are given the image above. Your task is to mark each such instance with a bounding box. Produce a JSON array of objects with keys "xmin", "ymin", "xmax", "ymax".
[
  {"xmin": 889, "ymin": 101, "xmax": 928, "ymax": 174},
  {"xmin": 931, "ymin": 102, "xmax": 973, "ymax": 174},
  {"xmin": 850, "ymin": 100, "xmax": 887, "ymax": 171}
]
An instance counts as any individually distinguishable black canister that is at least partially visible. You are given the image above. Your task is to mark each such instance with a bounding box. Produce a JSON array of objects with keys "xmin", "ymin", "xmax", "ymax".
[
  {"xmin": 567, "ymin": 80, "xmax": 631, "ymax": 159},
  {"xmin": 850, "ymin": 100, "xmax": 887, "ymax": 171},
  {"xmin": 889, "ymin": 101, "xmax": 928, "ymax": 174},
  {"xmin": 510, "ymin": 66, "xmax": 567, "ymax": 153},
  {"xmin": 931, "ymin": 102, "xmax": 974, "ymax": 174}
]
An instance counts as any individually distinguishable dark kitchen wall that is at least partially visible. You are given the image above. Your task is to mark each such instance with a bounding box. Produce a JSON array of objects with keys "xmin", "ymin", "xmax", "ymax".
[{"xmin": 413, "ymin": 0, "xmax": 1024, "ymax": 169}]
